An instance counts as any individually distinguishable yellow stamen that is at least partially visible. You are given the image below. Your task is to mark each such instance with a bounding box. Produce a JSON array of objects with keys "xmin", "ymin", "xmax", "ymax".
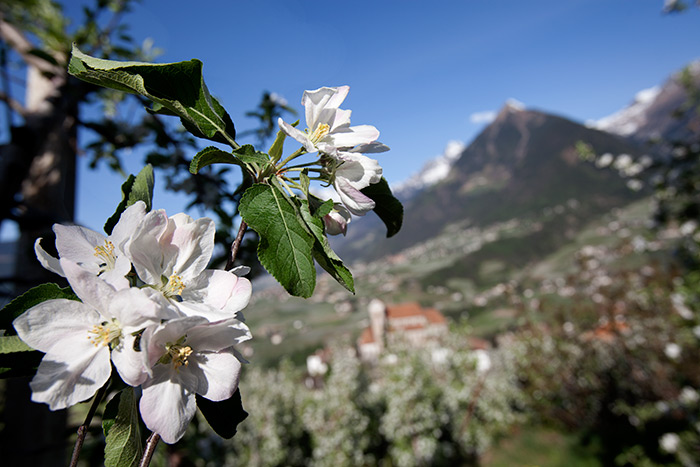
[
  {"xmin": 170, "ymin": 344, "xmax": 193, "ymax": 370},
  {"xmin": 87, "ymin": 319, "xmax": 122, "ymax": 348},
  {"xmin": 94, "ymin": 240, "xmax": 117, "ymax": 273},
  {"xmin": 308, "ymin": 123, "xmax": 330, "ymax": 144},
  {"xmin": 158, "ymin": 337, "xmax": 194, "ymax": 371},
  {"xmin": 164, "ymin": 274, "xmax": 186, "ymax": 298}
]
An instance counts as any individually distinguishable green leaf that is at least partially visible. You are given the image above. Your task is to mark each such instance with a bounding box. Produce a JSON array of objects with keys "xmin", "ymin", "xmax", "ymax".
[
  {"xmin": 0, "ymin": 283, "xmax": 78, "ymax": 335},
  {"xmin": 361, "ymin": 177, "xmax": 404, "ymax": 237},
  {"xmin": 0, "ymin": 336, "xmax": 34, "ymax": 353},
  {"xmin": 239, "ymin": 183, "xmax": 316, "ymax": 297},
  {"xmin": 268, "ymin": 129, "xmax": 287, "ymax": 165},
  {"xmin": 298, "ymin": 199, "xmax": 354, "ymax": 293},
  {"xmin": 233, "ymin": 144, "xmax": 270, "ymax": 166},
  {"xmin": 69, "ymin": 45, "xmax": 236, "ymax": 146},
  {"xmin": 104, "ymin": 165, "xmax": 154, "ymax": 235},
  {"xmin": 103, "ymin": 388, "xmax": 142, "ymax": 467},
  {"xmin": 196, "ymin": 388, "xmax": 248, "ymax": 439},
  {"xmin": 0, "ymin": 336, "xmax": 43, "ymax": 379},
  {"xmin": 190, "ymin": 146, "xmax": 238, "ymax": 174},
  {"xmin": 312, "ymin": 198, "xmax": 334, "ymax": 219}
]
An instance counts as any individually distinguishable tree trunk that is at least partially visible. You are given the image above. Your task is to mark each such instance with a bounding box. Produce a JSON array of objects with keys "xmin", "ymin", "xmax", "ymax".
[{"xmin": 0, "ymin": 40, "xmax": 78, "ymax": 466}]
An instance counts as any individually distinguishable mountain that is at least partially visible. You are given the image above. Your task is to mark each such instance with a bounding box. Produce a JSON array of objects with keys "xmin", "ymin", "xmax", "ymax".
[
  {"xmin": 335, "ymin": 102, "xmax": 648, "ymax": 263},
  {"xmin": 392, "ymin": 140, "xmax": 466, "ymax": 201},
  {"xmin": 593, "ymin": 60, "xmax": 700, "ymax": 144}
]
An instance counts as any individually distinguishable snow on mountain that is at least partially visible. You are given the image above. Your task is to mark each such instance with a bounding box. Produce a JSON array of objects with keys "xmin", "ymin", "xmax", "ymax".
[
  {"xmin": 392, "ymin": 140, "xmax": 466, "ymax": 199},
  {"xmin": 589, "ymin": 86, "xmax": 661, "ymax": 136}
]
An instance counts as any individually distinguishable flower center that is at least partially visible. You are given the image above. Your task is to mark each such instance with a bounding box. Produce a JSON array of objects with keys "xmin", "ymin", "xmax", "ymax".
[
  {"xmin": 308, "ymin": 123, "xmax": 330, "ymax": 145},
  {"xmin": 94, "ymin": 240, "xmax": 117, "ymax": 274},
  {"xmin": 161, "ymin": 274, "xmax": 186, "ymax": 300},
  {"xmin": 158, "ymin": 337, "xmax": 194, "ymax": 370},
  {"xmin": 87, "ymin": 318, "xmax": 122, "ymax": 349}
]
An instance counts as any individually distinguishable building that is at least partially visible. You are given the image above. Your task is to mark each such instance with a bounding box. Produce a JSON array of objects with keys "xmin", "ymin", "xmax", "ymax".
[{"xmin": 357, "ymin": 299, "xmax": 448, "ymax": 361}]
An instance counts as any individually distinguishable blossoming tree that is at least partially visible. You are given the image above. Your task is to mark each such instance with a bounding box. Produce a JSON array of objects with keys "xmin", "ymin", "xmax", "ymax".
[{"xmin": 0, "ymin": 45, "xmax": 402, "ymax": 466}]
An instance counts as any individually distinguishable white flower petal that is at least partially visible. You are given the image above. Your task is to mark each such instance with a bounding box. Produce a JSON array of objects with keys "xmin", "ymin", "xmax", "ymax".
[
  {"xmin": 334, "ymin": 177, "xmax": 376, "ymax": 216},
  {"xmin": 140, "ymin": 367, "xmax": 198, "ymax": 444},
  {"xmin": 30, "ymin": 342, "xmax": 111, "ymax": 410},
  {"xmin": 129, "ymin": 209, "xmax": 169, "ymax": 285},
  {"xmin": 110, "ymin": 201, "xmax": 147, "ymax": 251},
  {"xmin": 34, "ymin": 238, "xmax": 64, "ymax": 277},
  {"xmin": 302, "ymin": 86, "xmax": 349, "ymax": 128},
  {"xmin": 167, "ymin": 215, "xmax": 215, "ymax": 279},
  {"xmin": 278, "ymin": 118, "xmax": 316, "ymax": 153},
  {"xmin": 191, "ymin": 351, "xmax": 241, "ymax": 401},
  {"xmin": 13, "ymin": 299, "xmax": 100, "ymax": 353},
  {"xmin": 54, "ymin": 224, "xmax": 106, "ymax": 272},
  {"xmin": 327, "ymin": 124, "xmax": 380, "ymax": 149},
  {"xmin": 111, "ymin": 333, "xmax": 150, "ymax": 387},
  {"xmin": 187, "ymin": 319, "xmax": 251, "ymax": 352},
  {"xmin": 60, "ymin": 259, "xmax": 116, "ymax": 313}
]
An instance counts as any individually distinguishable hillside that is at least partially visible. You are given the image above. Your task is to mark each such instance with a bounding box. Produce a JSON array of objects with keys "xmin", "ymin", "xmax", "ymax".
[{"xmin": 336, "ymin": 102, "xmax": 648, "ymax": 262}]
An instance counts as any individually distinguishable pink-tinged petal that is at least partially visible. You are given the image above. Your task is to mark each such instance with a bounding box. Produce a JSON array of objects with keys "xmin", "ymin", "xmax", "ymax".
[
  {"xmin": 30, "ymin": 343, "xmax": 111, "ymax": 410},
  {"xmin": 278, "ymin": 118, "xmax": 315, "ymax": 152},
  {"xmin": 187, "ymin": 319, "xmax": 251, "ymax": 352},
  {"xmin": 54, "ymin": 224, "xmax": 107, "ymax": 270},
  {"xmin": 140, "ymin": 367, "xmax": 198, "ymax": 444},
  {"xmin": 173, "ymin": 300, "xmax": 227, "ymax": 323},
  {"xmin": 109, "ymin": 201, "xmax": 147, "ymax": 250},
  {"xmin": 167, "ymin": 215, "xmax": 215, "ymax": 279},
  {"xmin": 13, "ymin": 299, "xmax": 100, "ymax": 353},
  {"xmin": 181, "ymin": 270, "xmax": 252, "ymax": 320},
  {"xmin": 334, "ymin": 177, "xmax": 376, "ymax": 216},
  {"xmin": 191, "ymin": 351, "xmax": 241, "ymax": 401},
  {"xmin": 145, "ymin": 316, "xmax": 207, "ymax": 367},
  {"xmin": 327, "ymin": 124, "xmax": 380, "ymax": 149},
  {"xmin": 336, "ymin": 153, "xmax": 382, "ymax": 188},
  {"xmin": 109, "ymin": 287, "xmax": 174, "ymax": 329},
  {"xmin": 129, "ymin": 209, "xmax": 169, "ymax": 285},
  {"xmin": 34, "ymin": 238, "xmax": 64, "ymax": 277},
  {"xmin": 183, "ymin": 269, "xmax": 234, "ymax": 310},
  {"xmin": 350, "ymin": 141, "xmax": 390, "ymax": 154},
  {"xmin": 60, "ymin": 259, "xmax": 116, "ymax": 312},
  {"xmin": 324, "ymin": 204, "xmax": 352, "ymax": 236},
  {"xmin": 225, "ymin": 275, "xmax": 252, "ymax": 315}
]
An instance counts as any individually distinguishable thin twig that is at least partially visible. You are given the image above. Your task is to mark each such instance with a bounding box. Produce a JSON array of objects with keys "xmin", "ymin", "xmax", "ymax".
[
  {"xmin": 139, "ymin": 432, "xmax": 161, "ymax": 467},
  {"xmin": 69, "ymin": 383, "xmax": 109, "ymax": 467},
  {"xmin": 225, "ymin": 221, "xmax": 248, "ymax": 271}
]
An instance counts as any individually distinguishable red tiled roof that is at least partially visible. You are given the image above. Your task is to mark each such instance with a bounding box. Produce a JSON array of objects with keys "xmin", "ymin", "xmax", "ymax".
[
  {"xmin": 424, "ymin": 308, "xmax": 447, "ymax": 324},
  {"xmin": 386, "ymin": 302, "xmax": 424, "ymax": 318}
]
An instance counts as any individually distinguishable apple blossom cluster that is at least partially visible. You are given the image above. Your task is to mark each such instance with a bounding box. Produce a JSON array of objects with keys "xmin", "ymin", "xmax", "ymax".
[
  {"xmin": 12, "ymin": 201, "xmax": 252, "ymax": 444},
  {"xmin": 278, "ymin": 85, "xmax": 389, "ymax": 235}
]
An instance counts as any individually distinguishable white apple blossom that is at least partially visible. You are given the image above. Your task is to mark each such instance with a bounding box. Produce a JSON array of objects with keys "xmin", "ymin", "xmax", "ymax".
[
  {"xmin": 139, "ymin": 316, "xmax": 251, "ymax": 443},
  {"xmin": 332, "ymin": 152, "xmax": 383, "ymax": 216},
  {"xmin": 277, "ymin": 85, "xmax": 380, "ymax": 156},
  {"xmin": 127, "ymin": 209, "xmax": 252, "ymax": 322},
  {"xmin": 34, "ymin": 201, "xmax": 147, "ymax": 289},
  {"xmin": 12, "ymin": 259, "xmax": 172, "ymax": 410},
  {"xmin": 323, "ymin": 203, "xmax": 352, "ymax": 236}
]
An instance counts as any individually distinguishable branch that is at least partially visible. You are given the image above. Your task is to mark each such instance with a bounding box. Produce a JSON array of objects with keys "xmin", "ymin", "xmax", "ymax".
[
  {"xmin": 0, "ymin": 16, "xmax": 62, "ymax": 76},
  {"xmin": 139, "ymin": 432, "xmax": 160, "ymax": 467},
  {"xmin": 68, "ymin": 382, "xmax": 109, "ymax": 467},
  {"xmin": 225, "ymin": 221, "xmax": 248, "ymax": 271},
  {"xmin": 0, "ymin": 90, "xmax": 27, "ymax": 117}
]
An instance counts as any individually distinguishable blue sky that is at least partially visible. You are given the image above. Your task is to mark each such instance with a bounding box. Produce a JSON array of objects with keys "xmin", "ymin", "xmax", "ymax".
[{"xmin": 3, "ymin": 0, "xmax": 700, "ymax": 239}]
